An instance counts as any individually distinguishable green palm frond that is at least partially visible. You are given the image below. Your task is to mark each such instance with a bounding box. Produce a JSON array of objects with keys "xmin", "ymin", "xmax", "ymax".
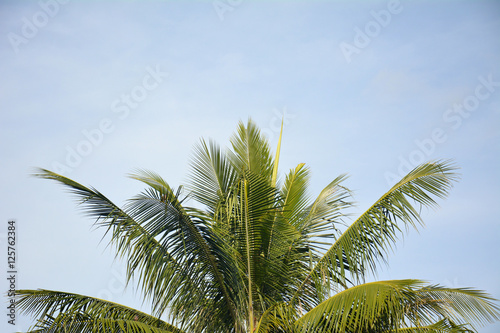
[
  {"xmin": 265, "ymin": 163, "xmax": 311, "ymax": 299},
  {"xmin": 408, "ymin": 284, "xmax": 500, "ymax": 330},
  {"xmin": 271, "ymin": 118, "xmax": 284, "ymax": 188},
  {"xmin": 254, "ymin": 302, "xmax": 297, "ymax": 333},
  {"xmin": 294, "ymin": 160, "xmax": 458, "ymax": 307},
  {"xmin": 229, "ymin": 170, "xmax": 282, "ymax": 327},
  {"xmin": 127, "ymin": 169, "xmax": 241, "ymax": 331},
  {"xmin": 16, "ymin": 289, "xmax": 183, "ymax": 333},
  {"xmin": 280, "ymin": 163, "xmax": 311, "ymax": 228},
  {"xmin": 188, "ymin": 139, "xmax": 237, "ymax": 213},
  {"xmin": 295, "ymin": 279, "xmax": 417, "ymax": 332},
  {"xmin": 32, "ymin": 169, "xmax": 239, "ymax": 331},
  {"xmin": 295, "ymin": 279, "xmax": 499, "ymax": 333},
  {"xmin": 300, "ymin": 173, "xmax": 352, "ymax": 251},
  {"xmin": 384, "ymin": 318, "xmax": 474, "ymax": 332},
  {"xmin": 228, "ymin": 119, "xmax": 274, "ymax": 181},
  {"xmin": 32, "ymin": 170, "xmax": 196, "ymax": 322}
]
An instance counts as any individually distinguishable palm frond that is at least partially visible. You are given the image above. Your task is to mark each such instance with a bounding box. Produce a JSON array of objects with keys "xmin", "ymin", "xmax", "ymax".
[
  {"xmin": 187, "ymin": 139, "xmax": 237, "ymax": 213},
  {"xmin": 33, "ymin": 169, "xmax": 238, "ymax": 331},
  {"xmin": 295, "ymin": 279, "xmax": 418, "ymax": 332},
  {"xmin": 228, "ymin": 119, "xmax": 274, "ymax": 181},
  {"xmin": 127, "ymin": 169, "xmax": 241, "ymax": 331},
  {"xmin": 254, "ymin": 302, "xmax": 297, "ymax": 333},
  {"xmin": 294, "ymin": 160, "xmax": 459, "ymax": 307},
  {"xmin": 300, "ymin": 173, "xmax": 352, "ymax": 252},
  {"xmin": 280, "ymin": 163, "xmax": 311, "ymax": 228},
  {"xmin": 229, "ymin": 170, "xmax": 282, "ymax": 326},
  {"xmin": 32, "ymin": 169, "xmax": 193, "ymax": 322},
  {"xmin": 295, "ymin": 279, "xmax": 499, "ymax": 333},
  {"xmin": 271, "ymin": 118, "xmax": 284, "ymax": 188},
  {"xmin": 287, "ymin": 173, "xmax": 353, "ymax": 308},
  {"xmin": 408, "ymin": 284, "xmax": 500, "ymax": 330},
  {"xmin": 16, "ymin": 289, "xmax": 184, "ymax": 333},
  {"xmin": 384, "ymin": 318, "xmax": 474, "ymax": 332}
]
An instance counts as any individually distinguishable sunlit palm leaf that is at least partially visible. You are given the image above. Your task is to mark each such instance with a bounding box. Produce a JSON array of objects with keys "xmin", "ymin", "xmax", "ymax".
[
  {"xmin": 300, "ymin": 173, "xmax": 352, "ymax": 252},
  {"xmin": 228, "ymin": 119, "xmax": 274, "ymax": 181},
  {"xmin": 296, "ymin": 279, "xmax": 414, "ymax": 332},
  {"xmin": 294, "ymin": 160, "xmax": 459, "ymax": 309},
  {"xmin": 280, "ymin": 163, "xmax": 311, "ymax": 228},
  {"xmin": 188, "ymin": 139, "xmax": 237, "ymax": 213},
  {"xmin": 385, "ymin": 318, "xmax": 474, "ymax": 333},
  {"xmin": 409, "ymin": 284, "xmax": 500, "ymax": 329},
  {"xmin": 228, "ymin": 170, "xmax": 282, "ymax": 327},
  {"xmin": 16, "ymin": 289, "xmax": 184, "ymax": 333},
  {"xmin": 254, "ymin": 302, "xmax": 296, "ymax": 333},
  {"xmin": 295, "ymin": 279, "xmax": 499, "ymax": 333}
]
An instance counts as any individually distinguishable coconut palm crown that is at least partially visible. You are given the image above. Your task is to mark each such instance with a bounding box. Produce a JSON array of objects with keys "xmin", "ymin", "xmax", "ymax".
[{"xmin": 17, "ymin": 119, "xmax": 499, "ymax": 332}]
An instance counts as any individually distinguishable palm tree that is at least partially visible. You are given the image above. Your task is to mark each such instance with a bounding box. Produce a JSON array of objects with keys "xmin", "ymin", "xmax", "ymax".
[{"xmin": 17, "ymin": 119, "xmax": 499, "ymax": 332}]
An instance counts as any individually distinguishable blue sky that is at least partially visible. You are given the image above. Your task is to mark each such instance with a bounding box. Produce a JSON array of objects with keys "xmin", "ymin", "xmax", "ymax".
[{"xmin": 1, "ymin": 0, "xmax": 499, "ymax": 331}]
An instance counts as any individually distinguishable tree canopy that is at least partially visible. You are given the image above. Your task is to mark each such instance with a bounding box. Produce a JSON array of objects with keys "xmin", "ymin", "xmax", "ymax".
[{"xmin": 17, "ymin": 119, "xmax": 499, "ymax": 332}]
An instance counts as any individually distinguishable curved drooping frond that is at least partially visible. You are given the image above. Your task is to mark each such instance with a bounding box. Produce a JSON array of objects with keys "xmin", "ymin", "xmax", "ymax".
[
  {"xmin": 293, "ymin": 160, "xmax": 459, "ymax": 309},
  {"xmin": 124, "ymin": 169, "xmax": 241, "ymax": 332},
  {"xmin": 409, "ymin": 284, "xmax": 500, "ymax": 330},
  {"xmin": 32, "ymin": 168, "xmax": 240, "ymax": 332},
  {"xmin": 299, "ymin": 173, "xmax": 352, "ymax": 253},
  {"xmin": 16, "ymin": 289, "xmax": 184, "ymax": 333},
  {"xmin": 295, "ymin": 279, "xmax": 499, "ymax": 333},
  {"xmin": 286, "ymin": 172, "xmax": 353, "ymax": 310},
  {"xmin": 384, "ymin": 318, "xmax": 474, "ymax": 333},
  {"xmin": 32, "ymin": 169, "xmax": 196, "ymax": 325},
  {"xmin": 296, "ymin": 279, "xmax": 415, "ymax": 332}
]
